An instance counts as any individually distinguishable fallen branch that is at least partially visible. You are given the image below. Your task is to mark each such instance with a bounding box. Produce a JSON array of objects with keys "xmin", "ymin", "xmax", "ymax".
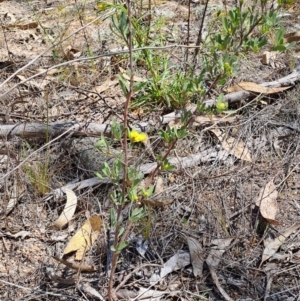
[
  {"xmin": 0, "ymin": 114, "xmax": 235, "ymax": 139},
  {"xmin": 204, "ymin": 65, "xmax": 300, "ymax": 106}
]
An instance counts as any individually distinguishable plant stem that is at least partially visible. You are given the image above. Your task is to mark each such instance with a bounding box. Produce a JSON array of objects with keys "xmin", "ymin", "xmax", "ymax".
[{"xmin": 108, "ymin": 0, "xmax": 134, "ymax": 299}]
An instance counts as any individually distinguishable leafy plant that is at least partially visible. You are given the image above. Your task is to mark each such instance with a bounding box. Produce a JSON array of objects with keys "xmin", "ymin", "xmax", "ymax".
[
  {"xmin": 92, "ymin": 1, "xmax": 296, "ymax": 299},
  {"xmin": 271, "ymin": 27, "xmax": 296, "ymax": 51}
]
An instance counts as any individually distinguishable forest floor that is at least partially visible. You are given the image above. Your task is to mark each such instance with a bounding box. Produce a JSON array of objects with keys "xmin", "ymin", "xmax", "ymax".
[{"xmin": 1, "ymin": 0, "xmax": 300, "ymax": 300}]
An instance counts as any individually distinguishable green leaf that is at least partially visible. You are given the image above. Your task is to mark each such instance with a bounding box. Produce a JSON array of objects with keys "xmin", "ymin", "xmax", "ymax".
[
  {"xmin": 271, "ymin": 45, "xmax": 286, "ymax": 52},
  {"xmin": 95, "ymin": 172, "xmax": 104, "ymax": 179},
  {"xmin": 110, "ymin": 208, "xmax": 116, "ymax": 226},
  {"xmin": 118, "ymin": 227, "xmax": 125, "ymax": 238},
  {"xmin": 118, "ymin": 73, "xmax": 129, "ymax": 96},
  {"xmin": 130, "ymin": 207, "xmax": 145, "ymax": 222},
  {"xmin": 116, "ymin": 241, "xmax": 129, "ymax": 252}
]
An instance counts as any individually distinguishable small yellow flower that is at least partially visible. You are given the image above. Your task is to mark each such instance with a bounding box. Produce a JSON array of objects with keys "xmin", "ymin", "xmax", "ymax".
[
  {"xmin": 133, "ymin": 194, "xmax": 139, "ymax": 201},
  {"xmin": 224, "ymin": 62, "xmax": 232, "ymax": 75},
  {"xmin": 216, "ymin": 102, "xmax": 226, "ymax": 110},
  {"xmin": 129, "ymin": 130, "xmax": 147, "ymax": 143},
  {"xmin": 142, "ymin": 191, "xmax": 150, "ymax": 197},
  {"xmin": 97, "ymin": 2, "xmax": 109, "ymax": 11},
  {"xmin": 224, "ymin": 62, "xmax": 230, "ymax": 68},
  {"xmin": 162, "ymin": 163, "xmax": 170, "ymax": 170}
]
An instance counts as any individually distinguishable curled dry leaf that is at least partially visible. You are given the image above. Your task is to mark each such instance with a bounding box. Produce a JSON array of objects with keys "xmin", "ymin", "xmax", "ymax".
[
  {"xmin": 224, "ymin": 82, "xmax": 291, "ymax": 94},
  {"xmin": 4, "ymin": 230, "xmax": 32, "ymax": 239},
  {"xmin": 9, "ymin": 21, "xmax": 38, "ymax": 30},
  {"xmin": 54, "ymin": 188, "xmax": 78, "ymax": 229},
  {"xmin": 209, "ymin": 267, "xmax": 234, "ymax": 301},
  {"xmin": 186, "ymin": 237, "xmax": 204, "ymax": 277},
  {"xmin": 284, "ymin": 31, "xmax": 300, "ymax": 43},
  {"xmin": 53, "ymin": 256, "xmax": 97, "ymax": 273},
  {"xmin": 119, "ymin": 67, "xmax": 147, "ymax": 82},
  {"xmin": 210, "ymin": 128, "xmax": 252, "ymax": 162},
  {"xmin": 260, "ymin": 222, "xmax": 300, "ymax": 266},
  {"xmin": 16, "ymin": 74, "xmax": 50, "ymax": 91},
  {"xmin": 255, "ymin": 180, "xmax": 280, "ymax": 225},
  {"xmin": 149, "ymin": 250, "xmax": 190, "ymax": 285},
  {"xmin": 154, "ymin": 176, "xmax": 164, "ymax": 195},
  {"xmin": 90, "ymin": 76, "xmax": 119, "ymax": 94},
  {"xmin": 64, "ymin": 216, "xmax": 102, "ymax": 261},
  {"xmin": 206, "ymin": 238, "xmax": 233, "ymax": 268},
  {"xmin": 78, "ymin": 283, "xmax": 105, "ymax": 300},
  {"xmin": 206, "ymin": 238, "xmax": 234, "ymax": 301},
  {"xmin": 160, "ymin": 250, "xmax": 191, "ymax": 279},
  {"xmin": 168, "ymin": 119, "xmax": 184, "ymax": 129},
  {"xmin": 64, "ymin": 46, "xmax": 81, "ymax": 60}
]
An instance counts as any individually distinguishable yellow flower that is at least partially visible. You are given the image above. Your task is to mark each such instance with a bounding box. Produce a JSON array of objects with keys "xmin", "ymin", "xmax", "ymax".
[
  {"xmin": 129, "ymin": 130, "xmax": 147, "ymax": 143},
  {"xmin": 224, "ymin": 62, "xmax": 232, "ymax": 75},
  {"xmin": 162, "ymin": 163, "xmax": 170, "ymax": 170},
  {"xmin": 97, "ymin": 2, "xmax": 109, "ymax": 11},
  {"xmin": 142, "ymin": 190, "xmax": 150, "ymax": 197},
  {"xmin": 224, "ymin": 62, "xmax": 230, "ymax": 69},
  {"xmin": 216, "ymin": 102, "xmax": 226, "ymax": 110}
]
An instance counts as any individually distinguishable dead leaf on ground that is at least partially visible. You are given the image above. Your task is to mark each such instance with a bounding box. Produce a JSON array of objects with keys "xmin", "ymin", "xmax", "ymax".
[
  {"xmin": 168, "ymin": 119, "xmax": 184, "ymax": 129},
  {"xmin": 210, "ymin": 128, "xmax": 252, "ymax": 162},
  {"xmin": 149, "ymin": 250, "xmax": 190, "ymax": 285},
  {"xmin": 90, "ymin": 76, "xmax": 119, "ymax": 94},
  {"xmin": 160, "ymin": 250, "xmax": 190, "ymax": 277},
  {"xmin": 53, "ymin": 256, "xmax": 97, "ymax": 273},
  {"xmin": 255, "ymin": 179, "xmax": 280, "ymax": 225},
  {"xmin": 16, "ymin": 74, "xmax": 50, "ymax": 91},
  {"xmin": 154, "ymin": 176, "xmax": 164, "ymax": 195},
  {"xmin": 260, "ymin": 222, "xmax": 300, "ymax": 266},
  {"xmin": 54, "ymin": 188, "xmax": 78, "ymax": 229},
  {"xmin": 284, "ymin": 31, "xmax": 300, "ymax": 43},
  {"xmin": 4, "ymin": 230, "xmax": 32, "ymax": 239},
  {"xmin": 8, "ymin": 21, "xmax": 38, "ymax": 30},
  {"xmin": 186, "ymin": 236, "xmax": 204, "ymax": 277},
  {"xmin": 119, "ymin": 67, "xmax": 147, "ymax": 82},
  {"xmin": 64, "ymin": 46, "xmax": 81, "ymax": 60},
  {"xmin": 224, "ymin": 82, "xmax": 291, "ymax": 94},
  {"xmin": 206, "ymin": 238, "xmax": 234, "ymax": 301},
  {"xmin": 64, "ymin": 215, "xmax": 102, "ymax": 260},
  {"xmin": 209, "ymin": 267, "xmax": 234, "ymax": 301},
  {"xmin": 78, "ymin": 283, "xmax": 105, "ymax": 300},
  {"xmin": 206, "ymin": 237, "xmax": 233, "ymax": 268},
  {"xmin": 194, "ymin": 115, "xmax": 236, "ymax": 126}
]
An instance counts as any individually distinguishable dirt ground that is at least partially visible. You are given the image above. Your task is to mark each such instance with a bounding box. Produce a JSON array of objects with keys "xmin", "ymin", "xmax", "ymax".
[{"xmin": 1, "ymin": 0, "xmax": 300, "ymax": 300}]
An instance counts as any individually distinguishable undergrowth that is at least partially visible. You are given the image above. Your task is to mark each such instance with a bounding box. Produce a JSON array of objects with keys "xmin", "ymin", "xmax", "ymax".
[
  {"xmin": 1, "ymin": 0, "xmax": 297, "ymax": 300},
  {"xmin": 91, "ymin": 0, "xmax": 297, "ymax": 299}
]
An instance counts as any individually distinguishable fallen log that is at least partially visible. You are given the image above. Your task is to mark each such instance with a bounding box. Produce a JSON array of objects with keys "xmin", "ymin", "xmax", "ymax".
[{"xmin": 0, "ymin": 114, "xmax": 235, "ymax": 139}]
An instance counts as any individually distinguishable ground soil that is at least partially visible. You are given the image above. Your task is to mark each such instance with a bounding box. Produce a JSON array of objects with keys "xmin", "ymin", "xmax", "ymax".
[{"xmin": 1, "ymin": 0, "xmax": 300, "ymax": 300}]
